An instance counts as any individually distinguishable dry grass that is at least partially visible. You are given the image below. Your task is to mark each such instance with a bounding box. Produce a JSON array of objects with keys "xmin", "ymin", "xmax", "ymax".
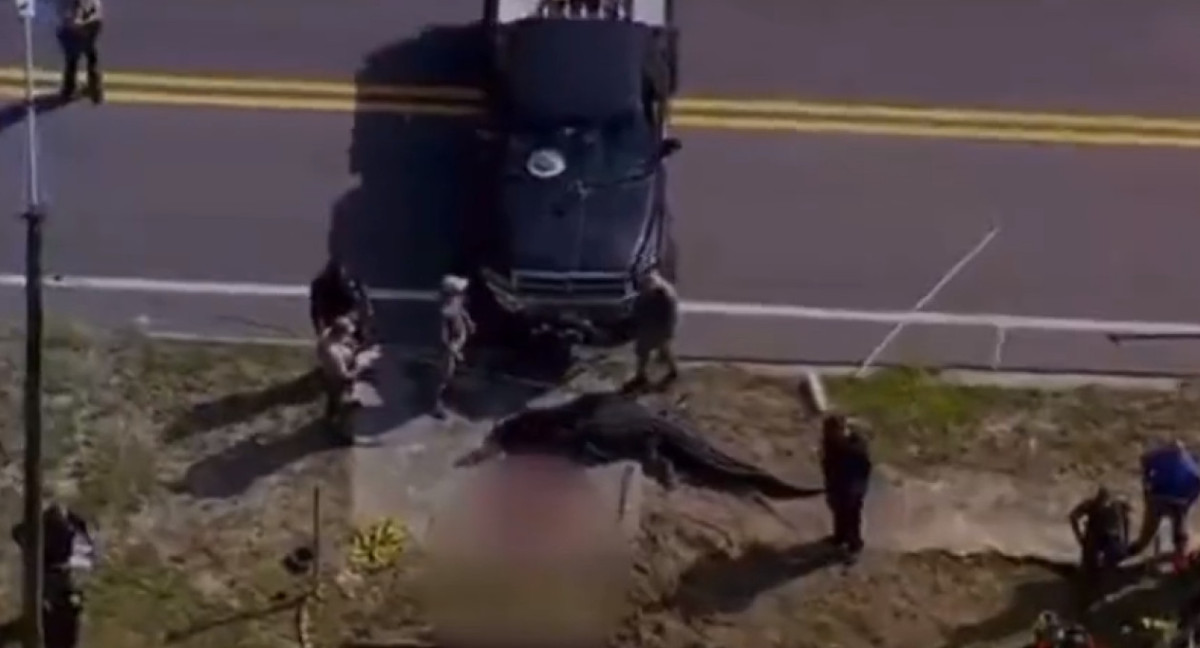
[
  {"xmin": 0, "ymin": 330, "xmax": 1198, "ymax": 647},
  {"xmin": 0, "ymin": 325, "xmax": 424, "ymax": 648},
  {"xmin": 618, "ymin": 365, "xmax": 1200, "ymax": 648}
]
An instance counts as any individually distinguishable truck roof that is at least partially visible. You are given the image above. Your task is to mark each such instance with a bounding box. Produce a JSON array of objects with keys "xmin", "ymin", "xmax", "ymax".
[
  {"xmin": 501, "ymin": 18, "xmax": 653, "ymax": 121},
  {"xmin": 494, "ymin": 0, "xmax": 668, "ymax": 26}
]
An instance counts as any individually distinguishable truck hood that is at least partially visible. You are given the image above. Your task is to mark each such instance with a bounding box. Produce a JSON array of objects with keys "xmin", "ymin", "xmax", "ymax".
[{"xmin": 502, "ymin": 175, "xmax": 654, "ymax": 274}]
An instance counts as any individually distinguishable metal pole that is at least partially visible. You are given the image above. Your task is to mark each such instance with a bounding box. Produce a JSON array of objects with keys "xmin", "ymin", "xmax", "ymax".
[
  {"xmin": 19, "ymin": 10, "xmax": 46, "ymax": 648},
  {"xmin": 21, "ymin": 207, "xmax": 45, "ymax": 648},
  {"xmin": 22, "ymin": 12, "xmax": 40, "ymax": 208}
]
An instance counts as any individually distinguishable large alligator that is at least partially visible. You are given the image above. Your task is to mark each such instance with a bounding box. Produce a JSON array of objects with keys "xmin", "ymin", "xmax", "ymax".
[{"xmin": 456, "ymin": 392, "xmax": 823, "ymax": 500}]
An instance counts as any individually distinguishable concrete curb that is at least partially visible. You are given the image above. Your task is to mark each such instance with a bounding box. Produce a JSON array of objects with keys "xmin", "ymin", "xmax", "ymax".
[{"xmin": 144, "ymin": 331, "xmax": 1188, "ymax": 392}]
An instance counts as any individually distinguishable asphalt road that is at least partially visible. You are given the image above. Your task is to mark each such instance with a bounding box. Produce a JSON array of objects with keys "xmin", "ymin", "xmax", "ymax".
[
  {"xmin": 8, "ymin": 0, "xmax": 1200, "ymax": 115},
  {"xmin": 3, "ymin": 2, "xmax": 1200, "ymax": 375},
  {"xmin": 3, "ymin": 99, "xmax": 1200, "ymax": 374}
]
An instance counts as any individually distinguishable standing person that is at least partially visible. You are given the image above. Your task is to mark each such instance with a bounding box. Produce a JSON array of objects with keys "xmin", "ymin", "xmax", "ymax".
[
  {"xmin": 820, "ymin": 414, "xmax": 872, "ymax": 563},
  {"xmin": 626, "ymin": 268, "xmax": 679, "ymax": 391},
  {"xmin": 11, "ymin": 502, "xmax": 96, "ymax": 648},
  {"xmin": 309, "ymin": 259, "xmax": 374, "ymax": 345},
  {"xmin": 1126, "ymin": 440, "xmax": 1200, "ymax": 571},
  {"xmin": 434, "ymin": 275, "xmax": 475, "ymax": 418},
  {"xmin": 1069, "ymin": 486, "xmax": 1131, "ymax": 573},
  {"xmin": 1068, "ymin": 485, "xmax": 1131, "ymax": 609},
  {"xmin": 56, "ymin": 0, "xmax": 104, "ymax": 104},
  {"xmin": 316, "ymin": 316, "xmax": 374, "ymax": 438}
]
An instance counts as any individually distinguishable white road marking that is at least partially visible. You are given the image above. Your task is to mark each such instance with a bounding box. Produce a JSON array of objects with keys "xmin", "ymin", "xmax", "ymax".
[
  {"xmin": 0, "ymin": 273, "xmax": 430, "ymax": 300},
  {"xmin": 857, "ymin": 223, "xmax": 1001, "ymax": 376},
  {"xmin": 1, "ymin": 272, "xmax": 1199, "ymax": 336}
]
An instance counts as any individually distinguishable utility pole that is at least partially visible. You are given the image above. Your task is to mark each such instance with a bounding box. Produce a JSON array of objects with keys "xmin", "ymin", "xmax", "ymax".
[{"xmin": 15, "ymin": 0, "xmax": 46, "ymax": 645}]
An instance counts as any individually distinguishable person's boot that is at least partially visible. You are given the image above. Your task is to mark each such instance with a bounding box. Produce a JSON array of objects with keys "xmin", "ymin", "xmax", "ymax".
[
  {"xmin": 623, "ymin": 373, "xmax": 649, "ymax": 394},
  {"xmin": 87, "ymin": 79, "xmax": 104, "ymax": 105},
  {"xmin": 431, "ymin": 394, "xmax": 448, "ymax": 419}
]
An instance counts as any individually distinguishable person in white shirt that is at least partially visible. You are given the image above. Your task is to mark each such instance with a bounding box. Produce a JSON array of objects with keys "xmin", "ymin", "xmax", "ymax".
[{"xmin": 434, "ymin": 275, "xmax": 475, "ymax": 418}]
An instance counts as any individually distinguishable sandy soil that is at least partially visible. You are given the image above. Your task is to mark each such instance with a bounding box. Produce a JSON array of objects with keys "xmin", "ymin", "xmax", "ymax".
[{"xmin": 2, "ymin": 329, "xmax": 1199, "ymax": 647}]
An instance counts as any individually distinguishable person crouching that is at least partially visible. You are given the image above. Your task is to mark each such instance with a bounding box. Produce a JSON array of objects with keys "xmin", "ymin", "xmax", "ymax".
[
  {"xmin": 1126, "ymin": 440, "xmax": 1200, "ymax": 571},
  {"xmin": 316, "ymin": 316, "xmax": 379, "ymax": 439},
  {"xmin": 1069, "ymin": 485, "xmax": 1131, "ymax": 608}
]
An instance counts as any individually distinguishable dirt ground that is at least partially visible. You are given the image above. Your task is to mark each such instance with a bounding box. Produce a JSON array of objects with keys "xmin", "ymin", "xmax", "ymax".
[{"xmin": 1, "ymin": 326, "xmax": 1199, "ymax": 647}]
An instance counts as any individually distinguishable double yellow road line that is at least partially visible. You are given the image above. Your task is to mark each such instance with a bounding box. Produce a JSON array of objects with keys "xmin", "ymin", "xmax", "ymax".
[{"xmin": 4, "ymin": 66, "xmax": 1200, "ymax": 148}]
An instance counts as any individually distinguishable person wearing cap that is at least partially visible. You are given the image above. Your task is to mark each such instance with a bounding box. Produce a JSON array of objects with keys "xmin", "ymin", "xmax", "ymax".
[
  {"xmin": 1127, "ymin": 440, "xmax": 1200, "ymax": 570},
  {"xmin": 626, "ymin": 268, "xmax": 679, "ymax": 391},
  {"xmin": 820, "ymin": 413, "xmax": 872, "ymax": 563},
  {"xmin": 316, "ymin": 316, "xmax": 366, "ymax": 435},
  {"xmin": 434, "ymin": 275, "xmax": 475, "ymax": 418},
  {"xmin": 309, "ymin": 259, "xmax": 374, "ymax": 346}
]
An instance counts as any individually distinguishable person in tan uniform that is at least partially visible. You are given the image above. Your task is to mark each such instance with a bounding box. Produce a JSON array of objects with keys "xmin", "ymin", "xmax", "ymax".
[
  {"xmin": 626, "ymin": 268, "xmax": 679, "ymax": 391},
  {"xmin": 434, "ymin": 275, "xmax": 475, "ymax": 418},
  {"xmin": 316, "ymin": 316, "xmax": 379, "ymax": 437},
  {"xmin": 56, "ymin": 0, "xmax": 104, "ymax": 104}
]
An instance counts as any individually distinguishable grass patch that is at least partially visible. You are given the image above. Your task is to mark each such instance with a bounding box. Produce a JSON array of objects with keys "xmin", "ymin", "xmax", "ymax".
[
  {"xmin": 830, "ymin": 367, "xmax": 1014, "ymax": 431},
  {"xmin": 827, "ymin": 367, "xmax": 1035, "ymax": 468}
]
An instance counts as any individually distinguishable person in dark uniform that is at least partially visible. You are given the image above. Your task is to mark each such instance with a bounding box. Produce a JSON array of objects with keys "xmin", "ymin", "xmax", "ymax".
[
  {"xmin": 820, "ymin": 414, "xmax": 872, "ymax": 563},
  {"xmin": 11, "ymin": 502, "xmax": 96, "ymax": 648},
  {"xmin": 309, "ymin": 259, "xmax": 373, "ymax": 344},
  {"xmin": 1070, "ymin": 486, "xmax": 1131, "ymax": 572},
  {"xmin": 1069, "ymin": 485, "xmax": 1131, "ymax": 609},
  {"xmin": 56, "ymin": 0, "xmax": 104, "ymax": 104}
]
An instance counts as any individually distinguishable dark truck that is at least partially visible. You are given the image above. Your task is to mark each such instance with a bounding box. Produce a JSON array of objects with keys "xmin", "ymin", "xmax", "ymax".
[{"xmin": 463, "ymin": 0, "xmax": 681, "ymax": 344}]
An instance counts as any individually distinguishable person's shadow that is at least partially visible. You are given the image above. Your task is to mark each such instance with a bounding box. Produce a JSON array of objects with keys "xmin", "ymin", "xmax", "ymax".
[
  {"xmin": 939, "ymin": 557, "xmax": 1178, "ymax": 648},
  {"xmin": 669, "ymin": 540, "xmax": 843, "ymax": 619},
  {"xmin": 162, "ymin": 371, "xmax": 322, "ymax": 442},
  {"xmin": 0, "ymin": 94, "xmax": 69, "ymax": 133},
  {"xmin": 172, "ymin": 419, "xmax": 338, "ymax": 499}
]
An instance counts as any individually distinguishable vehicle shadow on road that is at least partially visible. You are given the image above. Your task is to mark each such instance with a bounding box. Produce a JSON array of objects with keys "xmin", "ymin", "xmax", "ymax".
[
  {"xmin": 669, "ymin": 540, "xmax": 842, "ymax": 618},
  {"xmin": 332, "ymin": 22, "xmax": 561, "ymax": 432},
  {"xmin": 330, "ymin": 22, "xmax": 484, "ymax": 315}
]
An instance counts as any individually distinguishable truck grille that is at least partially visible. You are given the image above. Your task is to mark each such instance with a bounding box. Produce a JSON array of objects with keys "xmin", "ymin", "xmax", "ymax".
[{"xmin": 512, "ymin": 271, "xmax": 631, "ymax": 300}]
